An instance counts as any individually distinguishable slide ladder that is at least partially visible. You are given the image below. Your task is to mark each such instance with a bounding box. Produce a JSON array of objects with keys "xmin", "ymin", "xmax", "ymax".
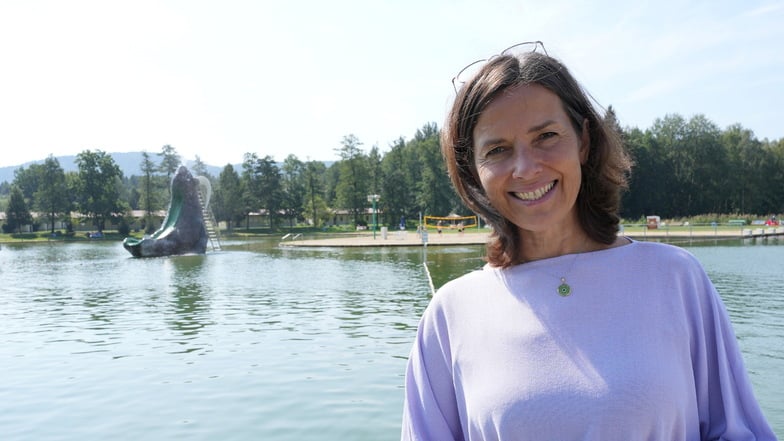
[{"xmin": 197, "ymin": 190, "xmax": 222, "ymax": 252}]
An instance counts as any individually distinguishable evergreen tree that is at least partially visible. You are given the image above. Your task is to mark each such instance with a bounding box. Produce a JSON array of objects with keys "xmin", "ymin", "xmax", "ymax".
[
  {"xmin": 334, "ymin": 134, "xmax": 369, "ymax": 225},
  {"xmin": 158, "ymin": 144, "xmax": 181, "ymax": 189},
  {"xmin": 380, "ymin": 137, "xmax": 412, "ymax": 227},
  {"xmin": 281, "ymin": 154, "xmax": 305, "ymax": 228},
  {"xmin": 412, "ymin": 124, "xmax": 459, "ymax": 217},
  {"xmin": 239, "ymin": 153, "xmax": 282, "ymax": 228},
  {"xmin": 5, "ymin": 186, "xmax": 32, "ymax": 233},
  {"xmin": 213, "ymin": 164, "xmax": 243, "ymax": 231},
  {"xmin": 191, "ymin": 155, "xmax": 210, "ymax": 178},
  {"xmin": 303, "ymin": 160, "xmax": 327, "ymax": 228},
  {"xmin": 139, "ymin": 151, "xmax": 160, "ymax": 234}
]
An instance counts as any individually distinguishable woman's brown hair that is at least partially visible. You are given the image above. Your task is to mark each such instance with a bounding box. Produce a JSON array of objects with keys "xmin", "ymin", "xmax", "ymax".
[{"xmin": 442, "ymin": 51, "xmax": 632, "ymax": 268}]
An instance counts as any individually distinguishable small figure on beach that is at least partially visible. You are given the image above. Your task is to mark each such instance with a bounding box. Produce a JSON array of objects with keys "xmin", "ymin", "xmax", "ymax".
[{"xmin": 401, "ymin": 41, "xmax": 776, "ymax": 440}]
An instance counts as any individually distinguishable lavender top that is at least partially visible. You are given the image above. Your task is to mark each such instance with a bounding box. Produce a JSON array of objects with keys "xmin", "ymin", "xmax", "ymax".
[{"xmin": 401, "ymin": 241, "xmax": 776, "ymax": 440}]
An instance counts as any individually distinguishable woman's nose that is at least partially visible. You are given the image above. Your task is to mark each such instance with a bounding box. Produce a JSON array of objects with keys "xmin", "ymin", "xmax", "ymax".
[{"xmin": 511, "ymin": 146, "xmax": 542, "ymax": 180}]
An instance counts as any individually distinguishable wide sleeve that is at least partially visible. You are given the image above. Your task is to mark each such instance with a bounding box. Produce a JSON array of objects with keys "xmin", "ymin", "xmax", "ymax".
[
  {"xmin": 689, "ymin": 262, "xmax": 777, "ymax": 440},
  {"xmin": 401, "ymin": 297, "xmax": 464, "ymax": 441}
]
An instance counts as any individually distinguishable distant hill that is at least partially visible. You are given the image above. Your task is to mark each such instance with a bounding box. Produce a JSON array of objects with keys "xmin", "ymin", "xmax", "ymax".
[{"xmin": 0, "ymin": 152, "xmax": 236, "ymax": 184}]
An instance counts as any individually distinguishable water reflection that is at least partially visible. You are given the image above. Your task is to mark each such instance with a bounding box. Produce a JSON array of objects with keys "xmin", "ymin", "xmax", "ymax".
[
  {"xmin": 162, "ymin": 255, "xmax": 212, "ymax": 352},
  {"xmin": 1, "ymin": 238, "xmax": 781, "ymax": 440}
]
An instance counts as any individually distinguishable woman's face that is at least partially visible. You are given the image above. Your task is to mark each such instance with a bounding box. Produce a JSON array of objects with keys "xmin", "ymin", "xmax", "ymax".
[{"xmin": 472, "ymin": 83, "xmax": 588, "ymax": 239}]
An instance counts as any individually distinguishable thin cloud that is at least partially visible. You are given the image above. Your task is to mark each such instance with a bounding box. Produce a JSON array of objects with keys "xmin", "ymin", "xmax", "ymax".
[{"xmin": 743, "ymin": 2, "xmax": 784, "ymax": 17}]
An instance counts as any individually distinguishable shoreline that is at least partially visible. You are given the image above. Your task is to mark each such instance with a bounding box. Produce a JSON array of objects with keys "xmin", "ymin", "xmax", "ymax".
[{"xmin": 280, "ymin": 227, "xmax": 784, "ymax": 248}]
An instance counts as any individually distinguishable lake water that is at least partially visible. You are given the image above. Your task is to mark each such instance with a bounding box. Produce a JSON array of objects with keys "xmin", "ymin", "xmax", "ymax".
[{"xmin": 0, "ymin": 237, "xmax": 781, "ymax": 440}]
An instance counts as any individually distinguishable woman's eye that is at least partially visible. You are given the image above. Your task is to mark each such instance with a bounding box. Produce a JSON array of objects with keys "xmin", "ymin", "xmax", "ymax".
[
  {"xmin": 539, "ymin": 131, "xmax": 557, "ymax": 140},
  {"xmin": 485, "ymin": 146, "xmax": 506, "ymax": 156}
]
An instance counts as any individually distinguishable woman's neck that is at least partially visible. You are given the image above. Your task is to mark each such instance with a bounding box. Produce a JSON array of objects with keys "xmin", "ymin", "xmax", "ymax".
[{"xmin": 518, "ymin": 230, "xmax": 593, "ymax": 263}]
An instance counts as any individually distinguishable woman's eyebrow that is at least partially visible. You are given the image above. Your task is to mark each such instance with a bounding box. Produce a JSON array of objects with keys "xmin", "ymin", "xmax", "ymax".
[
  {"xmin": 477, "ymin": 137, "xmax": 506, "ymax": 149},
  {"xmin": 527, "ymin": 120, "xmax": 556, "ymax": 134}
]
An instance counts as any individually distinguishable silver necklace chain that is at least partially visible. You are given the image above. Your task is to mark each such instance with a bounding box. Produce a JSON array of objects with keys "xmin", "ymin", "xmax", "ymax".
[
  {"xmin": 554, "ymin": 237, "xmax": 590, "ymax": 297},
  {"xmin": 556, "ymin": 251, "xmax": 581, "ymax": 297}
]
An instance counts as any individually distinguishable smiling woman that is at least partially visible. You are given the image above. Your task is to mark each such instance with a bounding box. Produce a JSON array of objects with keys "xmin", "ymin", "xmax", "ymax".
[
  {"xmin": 446, "ymin": 49, "xmax": 633, "ymax": 267},
  {"xmin": 400, "ymin": 44, "xmax": 778, "ymax": 440},
  {"xmin": 472, "ymin": 83, "xmax": 589, "ymax": 260}
]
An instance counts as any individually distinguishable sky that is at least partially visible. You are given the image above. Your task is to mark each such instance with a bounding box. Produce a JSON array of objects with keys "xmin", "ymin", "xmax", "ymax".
[{"xmin": 1, "ymin": 0, "xmax": 782, "ymax": 169}]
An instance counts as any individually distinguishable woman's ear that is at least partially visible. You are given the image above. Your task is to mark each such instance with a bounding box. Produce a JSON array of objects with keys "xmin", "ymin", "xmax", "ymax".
[{"xmin": 580, "ymin": 118, "xmax": 590, "ymax": 164}]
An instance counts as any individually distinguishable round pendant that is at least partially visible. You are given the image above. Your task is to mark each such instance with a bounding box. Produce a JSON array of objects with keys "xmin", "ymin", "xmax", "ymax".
[{"xmin": 557, "ymin": 282, "xmax": 571, "ymax": 297}]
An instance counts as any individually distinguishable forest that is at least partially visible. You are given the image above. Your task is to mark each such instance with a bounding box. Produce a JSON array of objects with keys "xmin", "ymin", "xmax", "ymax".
[{"xmin": 2, "ymin": 110, "xmax": 784, "ymax": 234}]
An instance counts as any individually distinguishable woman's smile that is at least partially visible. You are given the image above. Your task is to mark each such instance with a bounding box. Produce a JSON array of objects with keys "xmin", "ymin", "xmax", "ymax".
[{"xmin": 511, "ymin": 180, "xmax": 556, "ymax": 203}]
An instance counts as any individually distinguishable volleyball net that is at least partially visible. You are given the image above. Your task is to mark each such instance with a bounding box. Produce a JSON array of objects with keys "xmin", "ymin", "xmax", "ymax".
[{"xmin": 423, "ymin": 215, "xmax": 478, "ymax": 231}]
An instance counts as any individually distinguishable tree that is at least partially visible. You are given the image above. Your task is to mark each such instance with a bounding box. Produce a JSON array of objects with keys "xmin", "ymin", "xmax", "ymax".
[
  {"xmin": 191, "ymin": 155, "xmax": 210, "ymax": 178},
  {"xmin": 380, "ymin": 137, "xmax": 412, "ymax": 227},
  {"xmin": 158, "ymin": 144, "xmax": 181, "ymax": 189},
  {"xmin": 5, "ymin": 186, "xmax": 33, "ymax": 233},
  {"xmin": 621, "ymin": 127, "xmax": 665, "ymax": 220},
  {"xmin": 303, "ymin": 159, "xmax": 327, "ymax": 227},
  {"xmin": 649, "ymin": 114, "xmax": 691, "ymax": 217},
  {"xmin": 240, "ymin": 153, "xmax": 282, "ymax": 228},
  {"xmin": 604, "ymin": 105, "xmax": 624, "ymax": 139},
  {"xmin": 683, "ymin": 114, "xmax": 725, "ymax": 214},
  {"xmin": 0, "ymin": 181, "xmax": 10, "ymax": 198},
  {"xmin": 74, "ymin": 150, "xmax": 125, "ymax": 232},
  {"xmin": 367, "ymin": 145, "xmax": 383, "ymax": 196},
  {"xmin": 764, "ymin": 137, "xmax": 784, "ymax": 214},
  {"xmin": 334, "ymin": 134, "xmax": 369, "ymax": 225},
  {"xmin": 13, "ymin": 163, "xmax": 43, "ymax": 201},
  {"xmin": 323, "ymin": 161, "xmax": 340, "ymax": 210},
  {"xmin": 212, "ymin": 164, "xmax": 243, "ymax": 231},
  {"xmin": 240, "ymin": 153, "xmax": 261, "ymax": 229},
  {"xmin": 33, "ymin": 156, "xmax": 70, "ymax": 234},
  {"xmin": 256, "ymin": 155, "xmax": 283, "ymax": 227},
  {"xmin": 411, "ymin": 123, "xmax": 460, "ymax": 217},
  {"xmin": 281, "ymin": 154, "xmax": 305, "ymax": 228},
  {"xmin": 139, "ymin": 151, "xmax": 161, "ymax": 234}
]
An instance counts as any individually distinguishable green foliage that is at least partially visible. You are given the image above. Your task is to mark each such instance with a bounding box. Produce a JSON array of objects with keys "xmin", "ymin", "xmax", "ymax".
[
  {"xmin": 334, "ymin": 134, "xmax": 370, "ymax": 225},
  {"xmin": 4, "ymin": 186, "xmax": 32, "ymax": 233},
  {"xmin": 621, "ymin": 113, "xmax": 784, "ymax": 219},
  {"xmin": 380, "ymin": 137, "xmax": 411, "ymax": 225},
  {"xmin": 213, "ymin": 164, "xmax": 243, "ymax": 231},
  {"xmin": 4, "ymin": 113, "xmax": 784, "ymax": 238},
  {"xmin": 281, "ymin": 154, "xmax": 306, "ymax": 228},
  {"xmin": 302, "ymin": 160, "xmax": 327, "ymax": 228},
  {"xmin": 74, "ymin": 150, "xmax": 126, "ymax": 232},
  {"xmin": 241, "ymin": 153, "xmax": 283, "ymax": 228},
  {"xmin": 34, "ymin": 156, "xmax": 70, "ymax": 234},
  {"xmin": 117, "ymin": 217, "xmax": 132, "ymax": 236},
  {"xmin": 158, "ymin": 144, "xmax": 181, "ymax": 185},
  {"xmin": 138, "ymin": 151, "xmax": 166, "ymax": 233},
  {"xmin": 191, "ymin": 155, "xmax": 210, "ymax": 178}
]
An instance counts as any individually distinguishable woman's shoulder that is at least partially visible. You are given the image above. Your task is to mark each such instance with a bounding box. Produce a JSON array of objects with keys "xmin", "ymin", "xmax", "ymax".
[
  {"xmin": 436, "ymin": 265, "xmax": 500, "ymax": 296},
  {"xmin": 618, "ymin": 239, "xmax": 701, "ymax": 265},
  {"xmin": 610, "ymin": 240, "xmax": 712, "ymax": 289}
]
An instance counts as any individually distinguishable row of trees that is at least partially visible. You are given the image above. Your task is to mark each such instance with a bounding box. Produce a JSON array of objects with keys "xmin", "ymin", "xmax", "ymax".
[
  {"xmin": 3, "ymin": 113, "xmax": 784, "ymax": 235},
  {"xmin": 2, "ymin": 146, "xmax": 184, "ymax": 234},
  {"xmin": 1, "ymin": 127, "xmax": 460, "ymax": 234},
  {"xmin": 209, "ymin": 124, "xmax": 462, "ymax": 231},
  {"xmin": 619, "ymin": 112, "xmax": 784, "ymax": 219}
]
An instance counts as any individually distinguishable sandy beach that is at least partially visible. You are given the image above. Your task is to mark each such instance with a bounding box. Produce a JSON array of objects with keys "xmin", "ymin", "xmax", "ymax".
[{"xmin": 280, "ymin": 226, "xmax": 784, "ymax": 248}]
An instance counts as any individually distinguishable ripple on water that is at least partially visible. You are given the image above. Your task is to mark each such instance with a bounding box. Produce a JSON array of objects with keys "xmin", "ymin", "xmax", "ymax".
[{"xmin": 1, "ymin": 240, "xmax": 780, "ymax": 439}]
